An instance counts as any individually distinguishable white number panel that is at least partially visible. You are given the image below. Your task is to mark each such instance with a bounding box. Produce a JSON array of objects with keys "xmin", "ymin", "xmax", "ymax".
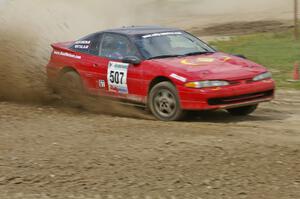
[{"xmin": 107, "ymin": 61, "xmax": 129, "ymax": 94}]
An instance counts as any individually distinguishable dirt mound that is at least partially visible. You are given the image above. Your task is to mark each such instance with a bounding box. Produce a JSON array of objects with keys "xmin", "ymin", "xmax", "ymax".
[{"xmin": 190, "ymin": 20, "xmax": 292, "ymax": 36}]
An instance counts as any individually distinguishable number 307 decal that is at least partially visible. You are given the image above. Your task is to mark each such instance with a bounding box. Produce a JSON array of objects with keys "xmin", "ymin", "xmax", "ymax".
[{"xmin": 107, "ymin": 61, "xmax": 129, "ymax": 94}]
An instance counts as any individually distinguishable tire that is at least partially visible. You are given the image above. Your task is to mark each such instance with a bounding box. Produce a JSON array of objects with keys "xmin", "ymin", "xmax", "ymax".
[
  {"xmin": 148, "ymin": 81, "xmax": 185, "ymax": 121},
  {"xmin": 227, "ymin": 104, "xmax": 258, "ymax": 116},
  {"xmin": 58, "ymin": 71, "xmax": 84, "ymax": 107}
]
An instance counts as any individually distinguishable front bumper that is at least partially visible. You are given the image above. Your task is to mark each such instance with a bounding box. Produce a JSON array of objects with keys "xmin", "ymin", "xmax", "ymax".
[{"xmin": 178, "ymin": 79, "xmax": 275, "ymax": 110}]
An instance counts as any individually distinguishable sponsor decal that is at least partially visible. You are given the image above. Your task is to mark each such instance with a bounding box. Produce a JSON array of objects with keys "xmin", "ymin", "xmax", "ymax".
[
  {"xmin": 75, "ymin": 40, "xmax": 91, "ymax": 44},
  {"xmin": 74, "ymin": 41, "xmax": 91, "ymax": 49},
  {"xmin": 107, "ymin": 61, "xmax": 129, "ymax": 94},
  {"xmin": 221, "ymin": 56, "xmax": 232, "ymax": 62},
  {"xmin": 180, "ymin": 57, "xmax": 215, "ymax": 66},
  {"xmin": 142, "ymin": 32, "xmax": 182, "ymax": 38},
  {"xmin": 170, "ymin": 73, "xmax": 187, "ymax": 82},
  {"xmin": 74, "ymin": 44, "xmax": 89, "ymax": 49},
  {"xmin": 53, "ymin": 51, "xmax": 81, "ymax": 60},
  {"xmin": 98, "ymin": 80, "xmax": 106, "ymax": 88}
]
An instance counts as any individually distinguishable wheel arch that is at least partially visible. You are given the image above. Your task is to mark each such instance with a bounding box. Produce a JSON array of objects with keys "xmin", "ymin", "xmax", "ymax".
[
  {"xmin": 53, "ymin": 66, "xmax": 85, "ymax": 92},
  {"xmin": 58, "ymin": 66, "xmax": 80, "ymax": 79},
  {"xmin": 147, "ymin": 76, "xmax": 185, "ymax": 121},
  {"xmin": 148, "ymin": 76, "xmax": 175, "ymax": 94}
]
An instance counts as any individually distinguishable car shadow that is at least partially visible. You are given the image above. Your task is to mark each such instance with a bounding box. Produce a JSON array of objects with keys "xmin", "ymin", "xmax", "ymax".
[
  {"xmin": 184, "ymin": 109, "xmax": 290, "ymax": 123},
  {"xmin": 49, "ymin": 95, "xmax": 291, "ymax": 123}
]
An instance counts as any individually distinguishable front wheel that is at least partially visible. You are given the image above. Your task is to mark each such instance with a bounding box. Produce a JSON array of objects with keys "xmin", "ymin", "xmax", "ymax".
[
  {"xmin": 227, "ymin": 104, "xmax": 258, "ymax": 116},
  {"xmin": 148, "ymin": 81, "xmax": 185, "ymax": 121}
]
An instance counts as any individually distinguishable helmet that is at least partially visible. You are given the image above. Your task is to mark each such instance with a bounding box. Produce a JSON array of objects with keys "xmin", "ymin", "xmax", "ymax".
[{"xmin": 115, "ymin": 40, "xmax": 127, "ymax": 50}]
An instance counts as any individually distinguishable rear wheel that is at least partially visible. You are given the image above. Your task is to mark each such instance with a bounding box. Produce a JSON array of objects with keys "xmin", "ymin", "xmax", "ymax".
[
  {"xmin": 227, "ymin": 104, "xmax": 258, "ymax": 116},
  {"xmin": 149, "ymin": 81, "xmax": 185, "ymax": 121},
  {"xmin": 58, "ymin": 71, "xmax": 84, "ymax": 107}
]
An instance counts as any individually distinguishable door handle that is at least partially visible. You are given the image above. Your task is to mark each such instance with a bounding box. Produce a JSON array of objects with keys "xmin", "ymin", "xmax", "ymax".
[{"xmin": 93, "ymin": 63, "xmax": 99, "ymax": 68}]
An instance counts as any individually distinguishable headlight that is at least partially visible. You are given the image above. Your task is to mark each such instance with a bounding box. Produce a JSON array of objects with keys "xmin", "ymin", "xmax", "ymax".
[
  {"xmin": 253, "ymin": 72, "xmax": 272, "ymax": 82},
  {"xmin": 185, "ymin": 80, "xmax": 229, "ymax": 88}
]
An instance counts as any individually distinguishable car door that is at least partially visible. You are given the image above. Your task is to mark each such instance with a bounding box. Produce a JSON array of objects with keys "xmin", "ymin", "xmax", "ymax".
[
  {"xmin": 71, "ymin": 33, "xmax": 108, "ymax": 94},
  {"xmin": 98, "ymin": 33, "xmax": 144, "ymax": 102}
]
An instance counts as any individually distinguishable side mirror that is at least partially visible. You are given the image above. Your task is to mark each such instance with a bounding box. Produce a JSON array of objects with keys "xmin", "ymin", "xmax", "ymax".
[{"xmin": 122, "ymin": 56, "xmax": 141, "ymax": 65}]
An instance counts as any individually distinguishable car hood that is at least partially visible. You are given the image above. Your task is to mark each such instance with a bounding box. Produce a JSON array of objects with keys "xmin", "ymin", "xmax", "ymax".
[{"xmin": 151, "ymin": 52, "xmax": 267, "ymax": 81}]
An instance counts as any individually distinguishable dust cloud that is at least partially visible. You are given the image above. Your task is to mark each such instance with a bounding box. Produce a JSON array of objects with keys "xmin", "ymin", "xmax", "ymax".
[{"xmin": 0, "ymin": 0, "xmax": 152, "ymax": 102}]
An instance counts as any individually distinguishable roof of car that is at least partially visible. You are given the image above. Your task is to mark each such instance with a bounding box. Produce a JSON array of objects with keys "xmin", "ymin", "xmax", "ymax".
[{"xmin": 103, "ymin": 26, "xmax": 182, "ymax": 36}]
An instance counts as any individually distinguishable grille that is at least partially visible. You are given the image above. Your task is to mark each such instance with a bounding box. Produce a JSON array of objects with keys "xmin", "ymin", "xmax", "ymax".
[
  {"xmin": 228, "ymin": 78, "xmax": 254, "ymax": 85},
  {"xmin": 208, "ymin": 90, "xmax": 274, "ymax": 105}
]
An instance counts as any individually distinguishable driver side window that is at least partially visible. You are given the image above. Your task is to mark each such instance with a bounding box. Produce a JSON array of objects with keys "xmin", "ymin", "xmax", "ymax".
[{"xmin": 99, "ymin": 33, "xmax": 137, "ymax": 60}]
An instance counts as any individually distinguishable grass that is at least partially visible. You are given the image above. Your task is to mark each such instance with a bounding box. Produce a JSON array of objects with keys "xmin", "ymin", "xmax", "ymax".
[{"xmin": 210, "ymin": 30, "xmax": 300, "ymax": 89}]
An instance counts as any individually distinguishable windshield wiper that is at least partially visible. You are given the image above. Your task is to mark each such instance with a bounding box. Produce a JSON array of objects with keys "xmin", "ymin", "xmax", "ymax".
[
  {"xmin": 148, "ymin": 51, "xmax": 214, "ymax": 60},
  {"xmin": 183, "ymin": 51, "xmax": 214, "ymax": 56},
  {"xmin": 148, "ymin": 54, "xmax": 182, "ymax": 60}
]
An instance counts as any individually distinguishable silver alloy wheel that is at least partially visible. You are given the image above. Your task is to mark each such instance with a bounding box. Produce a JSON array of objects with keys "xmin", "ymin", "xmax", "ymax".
[
  {"xmin": 149, "ymin": 81, "xmax": 185, "ymax": 121},
  {"xmin": 153, "ymin": 89, "xmax": 177, "ymax": 118}
]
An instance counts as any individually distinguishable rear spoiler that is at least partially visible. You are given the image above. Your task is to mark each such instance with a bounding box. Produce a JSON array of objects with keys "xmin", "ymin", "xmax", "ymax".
[{"xmin": 51, "ymin": 41, "xmax": 74, "ymax": 53}]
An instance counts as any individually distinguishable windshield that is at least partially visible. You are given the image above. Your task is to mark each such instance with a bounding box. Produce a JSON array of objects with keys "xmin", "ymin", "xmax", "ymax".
[{"xmin": 133, "ymin": 31, "xmax": 215, "ymax": 59}]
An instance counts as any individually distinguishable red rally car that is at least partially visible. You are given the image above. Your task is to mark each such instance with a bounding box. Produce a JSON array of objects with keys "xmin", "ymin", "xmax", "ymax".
[{"xmin": 47, "ymin": 26, "xmax": 275, "ymax": 121}]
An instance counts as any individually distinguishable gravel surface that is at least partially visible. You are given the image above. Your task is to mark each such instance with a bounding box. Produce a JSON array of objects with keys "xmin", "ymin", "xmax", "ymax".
[{"xmin": 0, "ymin": 91, "xmax": 299, "ymax": 199}]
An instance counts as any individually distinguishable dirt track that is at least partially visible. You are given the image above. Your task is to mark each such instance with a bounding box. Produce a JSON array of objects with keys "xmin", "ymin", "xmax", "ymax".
[{"xmin": 0, "ymin": 91, "xmax": 300, "ymax": 199}]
